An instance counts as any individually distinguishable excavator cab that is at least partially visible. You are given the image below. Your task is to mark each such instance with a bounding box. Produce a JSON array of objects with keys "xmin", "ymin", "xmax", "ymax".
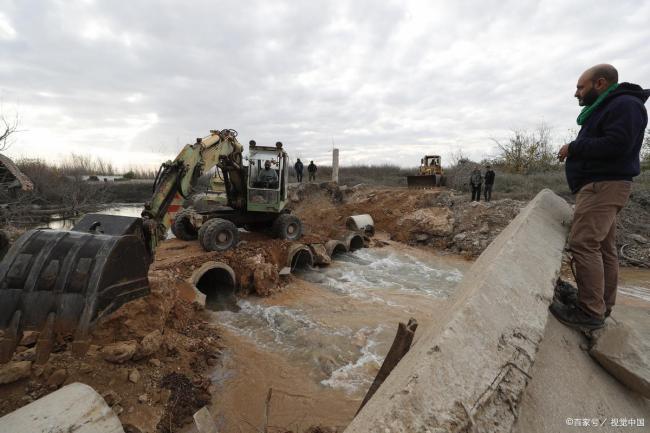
[{"xmin": 246, "ymin": 143, "xmax": 288, "ymax": 213}]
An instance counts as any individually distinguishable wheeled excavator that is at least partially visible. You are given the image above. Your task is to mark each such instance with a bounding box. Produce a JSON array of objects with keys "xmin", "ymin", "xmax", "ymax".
[{"xmin": 0, "ymin": 129, "xmax": 303, "ymax": 363}]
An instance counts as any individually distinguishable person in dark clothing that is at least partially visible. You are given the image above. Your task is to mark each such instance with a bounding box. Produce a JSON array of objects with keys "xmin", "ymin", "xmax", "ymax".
[
  {"xmin": 307, "ymin": 161, "xmax": 317, "ymax": 182},
  {"xmin": 551, "ymin": 64, "xmax": 648, "ymax": 331},
  {"xmin": 469, "ymin": 168, "xmax": 482, "ymax": 201},
  {"xmin": 483, "ymin": 165, "xmax": 495, "ymax": 201},
  {"xmin": 294, "ymin": 158, "xmax": 304, "ymax": 182}
]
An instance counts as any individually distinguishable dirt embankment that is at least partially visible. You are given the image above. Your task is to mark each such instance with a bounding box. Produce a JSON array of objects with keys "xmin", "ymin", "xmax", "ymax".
[
  {"xmin": 290, "ymin": 182, "xmax": 650, "ymax": 265},
  {"xmin": 290, "ymin": 182, "xmax": 525, "ymax": 258}
]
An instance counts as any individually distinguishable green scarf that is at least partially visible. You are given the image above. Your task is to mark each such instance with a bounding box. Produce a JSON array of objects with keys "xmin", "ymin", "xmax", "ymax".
[{"xmin": 576, "ymin": 83, "xmax": 619, "ymax": 125}]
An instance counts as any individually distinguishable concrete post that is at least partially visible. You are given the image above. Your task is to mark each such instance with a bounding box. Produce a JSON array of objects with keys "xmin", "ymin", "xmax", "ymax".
[{"xmin": 332, "ymin": 148, "xmax": 339, "ymax": 183}]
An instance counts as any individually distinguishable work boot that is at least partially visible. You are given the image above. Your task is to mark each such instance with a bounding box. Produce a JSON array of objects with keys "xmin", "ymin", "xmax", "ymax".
[
  {"xmin": 553, "ymin": 279, "xmax": 612, "ymax": 317},
  {"xmin": 554, "ymin": 279, "xmax": 578, "ymax": 306},
  {"xmin": 549, "ymin": 300, "xmax": 605, "ymax": 331}
]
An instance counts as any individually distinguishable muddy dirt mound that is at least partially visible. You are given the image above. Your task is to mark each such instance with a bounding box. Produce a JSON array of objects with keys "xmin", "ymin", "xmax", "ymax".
[
  {"xmin": 0, "ymin": 265, "xmax": 223, "ymax": 433},
  {"xmin": 291, "ymin": 184, "xmax": 525, "ymax": 258}
]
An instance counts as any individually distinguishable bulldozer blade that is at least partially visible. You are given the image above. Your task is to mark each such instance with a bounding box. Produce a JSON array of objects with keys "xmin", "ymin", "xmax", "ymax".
[
  {"xmin": 0, "ymin": 221, "xmax": 151, "ymax": 363},
  {"xmin": 407, "ymin": 175, "xmax": 437, "ymax": 189}
]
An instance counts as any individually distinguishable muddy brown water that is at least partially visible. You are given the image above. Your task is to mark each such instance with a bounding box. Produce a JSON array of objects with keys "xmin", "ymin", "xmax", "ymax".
[
  {"xmin": 202, "ymin": 248, "xmax": 650, "ymax": 433},
  {"xmin": 204, "ymin": 244, "xmax": 471, "ymax": 433}
]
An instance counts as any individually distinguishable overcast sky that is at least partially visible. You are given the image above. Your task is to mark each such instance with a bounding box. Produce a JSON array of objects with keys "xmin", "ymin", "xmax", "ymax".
[{"xmin": 1, "ymin": 0, "xmax": 649, "ymax": 170}]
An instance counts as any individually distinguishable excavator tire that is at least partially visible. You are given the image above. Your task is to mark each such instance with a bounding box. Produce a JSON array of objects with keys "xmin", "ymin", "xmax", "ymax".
[
  {"xmin": 0, "ymin": 224, "xmax": 150, "ymax": 364},
  {"xmin": 171, "ymin": 208, "xmax": 198, "ymax": 241},
  {"xmin": 198, "ymin": 218, "xmax": 239, "ymax": 252},
  {"xmin": 273, "ymin": 214, "xmax": 303, "ymax": 241}
]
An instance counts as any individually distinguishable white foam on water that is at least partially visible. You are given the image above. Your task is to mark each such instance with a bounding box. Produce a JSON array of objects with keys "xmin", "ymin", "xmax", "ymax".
[
  {"xmin": 213, "ymin": 300, "xmax": 355, "ymax": 356},
  {"xmin": 620, "ymin": 285, "xmax": 650, "ymax": 302},
  {"xmin": 320, "ymin": 325, "xmax": 386, "ymax": 395},
  {"xmin": 305, "ymin": 249, "xmax": 463, "ymax": 302}
]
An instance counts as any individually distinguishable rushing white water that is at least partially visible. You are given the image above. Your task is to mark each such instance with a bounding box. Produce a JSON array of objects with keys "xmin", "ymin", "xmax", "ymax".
[{"xmin": 210, "ymin": 247, "xmax": 467, "ymax": 396}]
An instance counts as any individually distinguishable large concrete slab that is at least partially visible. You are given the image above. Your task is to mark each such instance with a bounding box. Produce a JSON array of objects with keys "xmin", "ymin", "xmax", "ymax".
[
  {"xmin": 515, "ymin": 315, "xmax": 650, "ymax": 433},
  {"xmin": 590, "ymin": 305, "xmax": 650, "ymax": 398},
  {"xmin": 0, "ymin": 382, "xmax": 124, "ymax": 433},
  {"xmin": 345, "ymin": 189, "xmax": 573, "ymax": 433}
]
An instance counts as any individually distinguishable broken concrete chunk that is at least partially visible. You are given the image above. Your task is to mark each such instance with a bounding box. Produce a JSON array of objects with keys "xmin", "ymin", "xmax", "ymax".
[
  {"xmin": 590, "ymin": 312, "xmax": 650, "ymax": 398},
  {"xmin": 46, "ymin": 369, "xmax": 68, "ymax": 388},
  {"xmin": 101, "ymin": 341, "xmax": 138, "ymax": 364},
  {"xmin": 19, "ymin": 331, "xmax": 39, "ymax": 347},
  {"xmin": 398, "ymin": 208, "xmax": 455, "ymax": 238},
  {"xmin": 102, "ymin": 390, "xmax": 121, "ymax": 406},
  {"xmin": 134, "ymin": 330, "xmax": 162, "ymax": 360},
  {"xmin": 128, "ymin": 369, "xmax": 141, "ymax": 384},
  {"xmin": 0, "ymin": 361, "xmax": 32, "ymax": 384},
  {"xmin": 193, "ymin": 406, "xmax": 218, "ymax": 433},
  {"xmin": 14, "ymin": 347, "xmax": 35, "ymax": 362}
]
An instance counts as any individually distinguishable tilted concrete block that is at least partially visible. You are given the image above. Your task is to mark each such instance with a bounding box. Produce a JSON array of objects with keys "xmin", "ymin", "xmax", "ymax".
[{"xmin": 345, "ymin": 189, "xmax": 573, "ymax": 433}]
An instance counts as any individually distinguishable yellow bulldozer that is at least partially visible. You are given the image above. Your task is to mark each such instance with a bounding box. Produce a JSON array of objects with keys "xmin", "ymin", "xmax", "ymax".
[{"xmin": 406, "ymin": 155, "xmax": 445, "ymax": 188}]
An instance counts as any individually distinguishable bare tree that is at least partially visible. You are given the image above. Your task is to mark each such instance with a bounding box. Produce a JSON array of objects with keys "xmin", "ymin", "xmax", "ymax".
[
  {"xmin": 492, "ymin": 123, "xmax": 559, "ymax": 174},
  {"xmin": 0, "ymin": 112, "xmax": 19, "ymax": 151},
  {"xmin": 643, "ymin": 129, "xmax": 650, "ymax": 162}
]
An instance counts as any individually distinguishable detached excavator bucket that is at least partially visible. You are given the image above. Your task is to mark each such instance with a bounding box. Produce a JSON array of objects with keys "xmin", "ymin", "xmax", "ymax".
[
  {"xmin": 0, "ymin": 214, "xmax": 151, "ymax": 364},
  {"xmin": 407, "ymin": 175, "xmax": 437, "ymax": 189}
]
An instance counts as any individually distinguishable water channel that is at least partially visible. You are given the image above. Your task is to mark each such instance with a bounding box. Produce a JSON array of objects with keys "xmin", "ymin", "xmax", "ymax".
[{"xmin": 28, "ymin": 205, "xmax": 650, "ymax": 432}]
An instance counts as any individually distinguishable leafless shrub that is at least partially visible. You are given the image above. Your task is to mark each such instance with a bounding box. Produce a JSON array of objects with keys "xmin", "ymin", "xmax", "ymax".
[
  {"xmin": 0, "ymin": 111, "xmax": 19, "ymax": 151},
  {"xmin": 59, "ymin": 153, "xmax": 115, "ymax": 177},
  {"xmin": 491, "ymin": 123, "xmax": 560, "ymax": 174}
]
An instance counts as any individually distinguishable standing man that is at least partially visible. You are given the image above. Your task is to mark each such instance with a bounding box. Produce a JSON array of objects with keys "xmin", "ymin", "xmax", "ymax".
[
  {"xmin": 552, "ymin": 64, "xmax": 648, "ymax": 330},
  {"xmin": 308, "ymin": 160, "xmax": 317, "ymax": 182},
  {"xmin": 294, "ymin": 158, "xmax": 304, "ymax": 183},
  {"xmin": 483, "ymin": 165, "xmax": 495, "ymax": 202},
  {"xmin": 469, "ymin": 167, "xmax": 482, "ymax": 201}
]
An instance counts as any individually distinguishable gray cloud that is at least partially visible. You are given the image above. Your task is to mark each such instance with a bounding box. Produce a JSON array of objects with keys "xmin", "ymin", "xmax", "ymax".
[{"xmin": 1, "ymin": 0, "xmax": 649, "ymax": 169}]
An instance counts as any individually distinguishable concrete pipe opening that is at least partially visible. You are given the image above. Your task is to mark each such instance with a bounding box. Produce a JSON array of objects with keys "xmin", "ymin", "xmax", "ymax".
[
  {"xmin": 287, "ymin": 244, "xmax": 314, "ymax": 271},
  {"xmin": 191, "ymin": 262, "xmax": 239, "ymax": 312},
  {"xmin": 325, "ymin": 240, "xmax": 348, "ymax": 258},
  {"xmin": 343, "ymin": 233, "xmax": 365, "ymax": 252}
]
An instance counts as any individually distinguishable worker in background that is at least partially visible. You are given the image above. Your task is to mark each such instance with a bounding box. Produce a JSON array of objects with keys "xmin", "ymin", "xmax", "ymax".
[
  {"xmin": 553, "ymin": 64, "xmax": 648, "ymax": 330},
  {"xmin": 257, "ymin": 160, "xmax": 278, "ymax": 185},
  {"xmin": 308, "ymin": 160, "xmax": 317, "ymax": 182},
  {"xmin": 294, "ymin": 158, "xmax": 304, "ymax": 183},
  {"xmin": 483, "ymin": 165, "xmax": 495, "ymax": 202},
  {"xmin": 469, "ymin": 167, "xmax": 482, "ymax": 201}
]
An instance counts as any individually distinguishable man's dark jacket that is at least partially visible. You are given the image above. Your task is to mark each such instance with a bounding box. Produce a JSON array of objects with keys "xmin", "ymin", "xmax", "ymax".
[
  {"xmin": 308, "ymin": 163, "xmax": 317, "ymax": 172},
  {"xmin": 566, "ymin": 82, "xmax": 649, "ymax": 193},
  {"xmin": 294, "ymin": 161, "xmax": 303, "ymax": 173},
  {"xmin": 484, "ymin": 170, "xmax": 495, "ymax": 185}
]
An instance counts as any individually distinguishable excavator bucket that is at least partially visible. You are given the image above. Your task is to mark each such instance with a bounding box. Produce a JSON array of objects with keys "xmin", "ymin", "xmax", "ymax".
[
  {"xmin": 0, "ymin": 214, "xmax": 151, "ymax": 364},
  {"xmin": 407, "ymin": 175, "xmax": 437, "ymax": 189}
]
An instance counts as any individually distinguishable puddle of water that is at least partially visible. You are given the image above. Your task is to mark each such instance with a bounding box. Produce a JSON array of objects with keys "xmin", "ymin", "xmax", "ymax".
[
  {"xmin": 619, "ymin": 267, "xmax": 650, "ymax": 303},
  {"xmin": 46, "ymin": 205, "xmax": 143, "ymax": 230}
]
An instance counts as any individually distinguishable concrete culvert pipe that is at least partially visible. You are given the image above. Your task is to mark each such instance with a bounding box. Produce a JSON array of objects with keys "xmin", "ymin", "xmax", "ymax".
[
  {"xmin": 190, "ymin": 262, "xmax": 238, "ymax": 312},
  {"xmin": 346, "ymin": 214, "xmax": 375, "ymax": 236},
  {"xmin": 342, "ymin": 232, "xmax": 364, "ymax": 251},
  {"xmin": 286, "ymin": 243, "xmax": 314, "ymax": 271},
  {"xmin": 325, "ymin": 239, "xmax": 348, "ymax": 258}
]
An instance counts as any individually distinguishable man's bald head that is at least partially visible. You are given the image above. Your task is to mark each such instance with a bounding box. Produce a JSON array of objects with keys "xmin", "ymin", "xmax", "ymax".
[
  {"xmin": 582, "ymin": 64, "xmax": 618, "ymax": 85},
  {"xmin": 575, "ymin": 64, "xmax": 619, "ymax": 106}
]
